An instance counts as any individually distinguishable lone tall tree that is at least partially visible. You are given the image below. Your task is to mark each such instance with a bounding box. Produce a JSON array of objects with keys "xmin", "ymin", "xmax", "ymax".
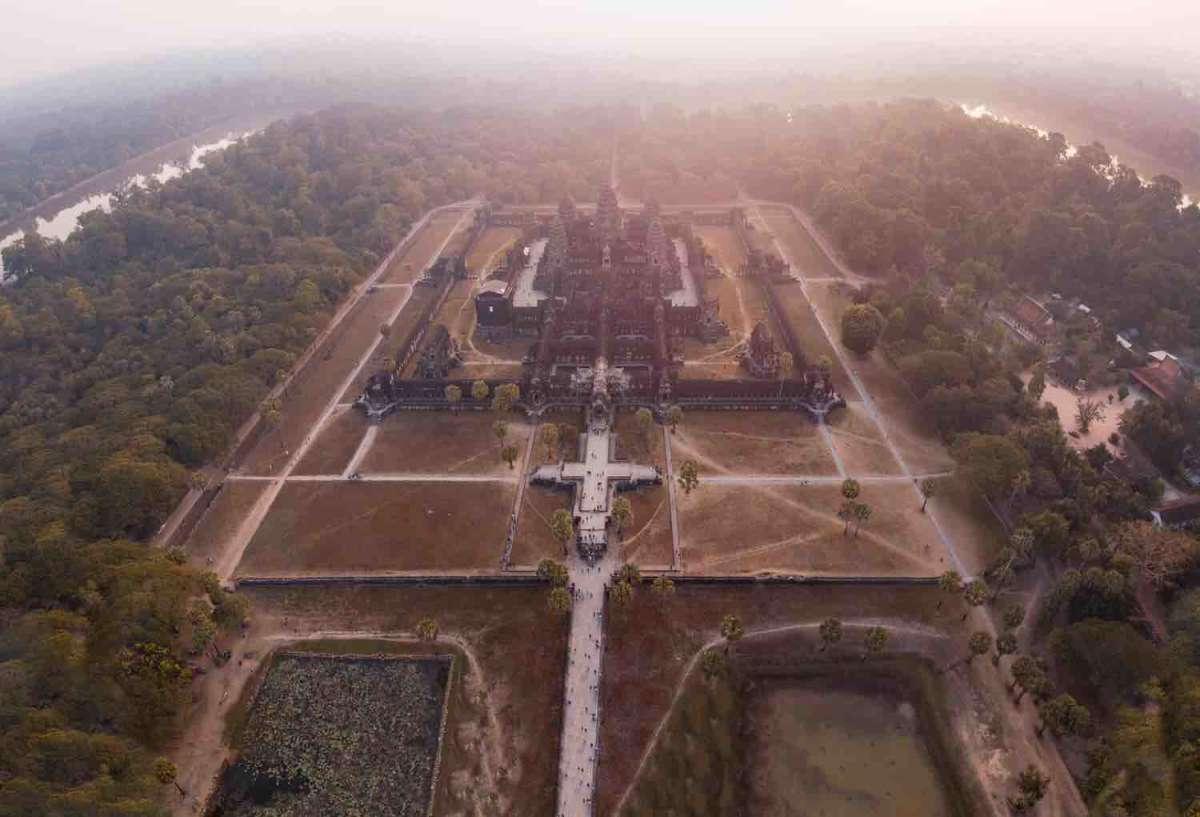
[
  {"xmin": 471, "ymin": 379, "xmax": 490, "ymax": 403},
  {"xmin": 841, "ymin": 478, "xmax": 860, "ymax": 500},
  {"xmin": 720, "ymin": 614, "xmax": 744, "ymax": 653},
  {"xmin": 445, "ymin": 384, "xmax": 462, "ymax": 407},
  {"xmin": 501, "ymin": 444, "xmax": 519, "ymax": 469},
  {"xmin": 841, "ymin": 303, "xmax": 885, "ymax": 355},
  {"xmin": 919, "ymin": 477, "xmax": 938, "ymax": 512}
]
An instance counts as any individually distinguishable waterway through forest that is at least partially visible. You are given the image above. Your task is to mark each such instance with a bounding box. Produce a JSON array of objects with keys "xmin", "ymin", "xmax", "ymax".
[{"xmin": 0, "ymin": 111, "xmax": 286, "ymax": 280}]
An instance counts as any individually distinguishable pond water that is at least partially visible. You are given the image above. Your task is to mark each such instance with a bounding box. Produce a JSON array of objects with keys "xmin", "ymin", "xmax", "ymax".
[
  {"xmin": 0, "ymin": 130, "xmax": 255, "ymax": 280},
  {"xmin": 750, "ymin": 683, "xmax": 952, "ymax": 817}
]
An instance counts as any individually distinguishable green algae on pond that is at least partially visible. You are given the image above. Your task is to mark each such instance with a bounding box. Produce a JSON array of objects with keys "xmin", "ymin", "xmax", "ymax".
[{"xmin": 750, "ymin": 684, "xmax": 952, "ymax": 817}]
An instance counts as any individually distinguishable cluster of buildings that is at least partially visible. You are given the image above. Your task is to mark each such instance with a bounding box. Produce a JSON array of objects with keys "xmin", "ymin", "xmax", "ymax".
[{"xmin": 357, "ymin": 187, "xmax": 843, "ymax": 422}]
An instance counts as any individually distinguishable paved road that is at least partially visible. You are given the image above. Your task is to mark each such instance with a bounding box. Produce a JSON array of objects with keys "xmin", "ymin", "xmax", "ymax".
[{"xmin": 557, "ymin": 550, "xmax": 614, "ymax": 817}]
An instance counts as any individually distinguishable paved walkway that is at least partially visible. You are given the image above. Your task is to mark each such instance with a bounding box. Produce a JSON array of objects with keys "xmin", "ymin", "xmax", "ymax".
[{"xmin": 557, "ymin": 549, "xmax": 615, "ymax": 817}]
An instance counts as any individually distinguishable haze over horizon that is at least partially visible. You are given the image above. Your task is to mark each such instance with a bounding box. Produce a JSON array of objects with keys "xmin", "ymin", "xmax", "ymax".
[{"xmin": 3, "ymin": 0, "xmax": 1199, "ymax": 90}]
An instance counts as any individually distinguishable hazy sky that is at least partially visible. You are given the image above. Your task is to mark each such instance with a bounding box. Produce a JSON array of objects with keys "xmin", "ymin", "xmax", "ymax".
[{"xmin": 3, "ymin": 0, "xmax": 1199, "ymax": 86}]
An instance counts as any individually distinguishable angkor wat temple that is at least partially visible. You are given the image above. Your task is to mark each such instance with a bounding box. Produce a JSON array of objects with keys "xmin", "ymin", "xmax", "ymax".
[{"xmin": 356, "ymin": 187, "xmax": 843, "ymax": 422}]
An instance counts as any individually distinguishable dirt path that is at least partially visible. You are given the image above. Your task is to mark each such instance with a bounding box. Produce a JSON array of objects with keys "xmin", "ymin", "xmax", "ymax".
[{"xmin": 745, "ymin": 199, "xmax": 967, "ymax": 578}]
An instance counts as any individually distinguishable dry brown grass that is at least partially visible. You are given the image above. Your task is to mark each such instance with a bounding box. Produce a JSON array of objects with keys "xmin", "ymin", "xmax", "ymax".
[
  {"xmin": 676, "ymin": 482, "xmax": 945, "ymax": 576},
  {"xmin": 237, "ymin": 481, "xmax": 515, "ymax": 575},
  {"xmin": 613, "ymin": 409, "xmax": 666, "ymax": 470},
  {"xmin": 360, "ymin": 411, "xmax": 532, "ymax": 476},
  {"xmin": 511, "ymin": 485, "xmax": 571, "ymax": 567},
  {"xmin": 824, "ymin": 401, "xmax": 903, "ymax": 476},
  {"xmin": 694, "ymin": 226, "xmax": 748, "ymax": 275},
  {"xmin": 466, "ymin": 227, "xmax": 522, "ymax": 275},
  {"xmin": 768, "ymin": 282, "xmax": 852, "ymax": 389},
  {"xmin": 617, "ymin": 485, "xmax": 674, "ymax": 568},
  {"xmin": 669, "ymin": 411, "xmax": 838, "ymax": 476},
  {"xmin": 293, "ymin": 407, "xmax": 368, "ymax": 475},
  {"xmin": 381, "ymin": 210, "xmax": 467, "ymax": 284},
  {"xmin": 758, "ymin": 205, "xmax": 842, "ymax": 279},
  {"xmin": 183, "ymin": 480, "xmax": 270, "ymax": 566}
]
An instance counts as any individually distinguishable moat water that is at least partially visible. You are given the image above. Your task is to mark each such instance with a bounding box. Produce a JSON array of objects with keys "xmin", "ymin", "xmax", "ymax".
[
  {"xmin": 0, "ymin": 117, "xmax": 272, "ymax": 281},
  {"xmin": 749, "ymin": 683, "xmax": 952, "ymax": 817}
]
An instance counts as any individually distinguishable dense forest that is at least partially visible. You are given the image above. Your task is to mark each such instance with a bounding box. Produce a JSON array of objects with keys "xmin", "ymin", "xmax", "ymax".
[
  {"xmin": 621, "ymin": 99, "xmax": 1200, "ymax": 350},
  {"xmin": 0, "ymin": 104, "xmax": 611, "ymax": 814},
  {"xmin": 620, "ymin": 99, "xmax": 1200, "ymax": 813}
]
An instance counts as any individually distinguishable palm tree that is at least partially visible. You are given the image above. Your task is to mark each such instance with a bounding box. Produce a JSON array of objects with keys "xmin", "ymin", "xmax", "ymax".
[
  {"xmin": 667, "ymin": 404, "xmax": 683, "ymax": 433},
  {"xmin": 547, "ymin": 586, "xmax": 572, "ymax": 615},
  {"xmin": 636, "ymin": 407, "xmax": 654, "ymax": 443},
  {"xmin": 471, "ymin": 379, "xmax": 490, "ymax": 403},
  {"xmin": 541, "ymin": 423, "xmax": 560, "ymax": 461},
  {"xmin": 701, "ymin": 648, "xmax": 726, "ymax": 680},
  {"xmin": 1002, "ymin": 603, "xmax": 1026, "ymax": 631},
  {"xmin": 536, "ymin": 558, "xmax": 569, "ymax": 586},
  {"xmin": 936, "ymin": 570, "xmax": 962, "ymax": 610},
  {"xmin": 851, "ymin": 501, "xmax": 872, "ymax": 537},
  {"xmin": 609, "ymin": 579, "xmax": 634, "ymax": 607},
  {"xmin": 841, "ymin": 478, "xmax": 860, "ymax": 500},
  {"xmin": 720, "ymin": 614, "xmax": 744, "ymax": 654},
  {"xmin": 501, "ymin": 444, "xmax": 519, "ymax": 469},
  {"xmin": 677, "ymin": 460, "xmax": 700, "ymax": 495},
  {"xmin": 617, "ymin": 562, "xmax": 642, "ymax": 584},
  {"xmin": 651, "ymin": 575, "xmax": 675, "ymax": 600},
  {"xmin": 777, "ymin": 351, "xmax": 794, "ymax": 398},
  {"xmin": 864, "ymin": 626, "xmax": 889, "ymax": 659},
  {"xmin": 445, "ymin": 384, "xmax": 463, "ymax": 407},
  {"xmin": 493, "ymin": 418, "xmax": 509, "ymax": 447},
  {"xmin": 153, "ymin": 757, "xmax": 185, "ymax": 796},
  {"xmin": 549, "ymin": 509, "xmax": 574, "ymax": 555},
  {"xmin": 819, "ymin": 617, "xmax": 842, "ymax": 651},
  {"xmin": 919, "ymin": 477, "xmax": 937, "ymax": 512},
  {"xmin": 416, "ymin": 617, "xmax": 439, "ymax": 642},
  {"xmin": 961, "ymin": 579, "xmax": 988, "ymax": 621},
  {"xmin": 611, "ymin": 496, "xmax": 633, "ymax": 534},
  {"xmin": 994, "ymin": 631, "xmax": 1018, "ymax": 666},
  {"xmin": 837, "ymin": 499, "xmax": 855, "ymax": 536},
  {"xmin": 967, "ymin": 631, "xmax": 992, "ymax": 664}
]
